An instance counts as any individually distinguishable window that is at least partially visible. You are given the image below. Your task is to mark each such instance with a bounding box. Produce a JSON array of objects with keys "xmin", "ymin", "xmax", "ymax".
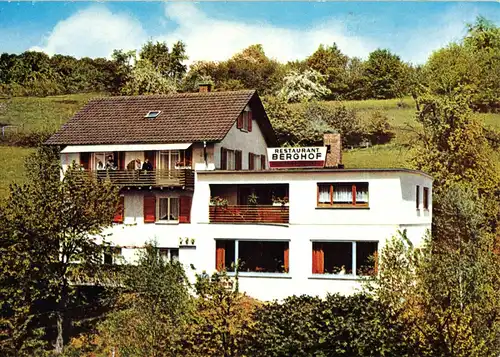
[
  {"xmin": 237, "ymin": 110, "xmax": 253, "ymax": 132},
  {"xmin": 159, "ymin": 248, "xmax": 179, "ymax": 262},
  {"xmin": 416, "ymin": 185, "xmax": 420, "ymax": 210},
  {"xmin": 312, "ymin": 241, "xmax": 378, "ymax": 276},
  {"xmin": 93, "ymin": 152, "xmax": 117, "ymax": 171},
  {"xmin": 220, "ymin": 147, "xmax": 238, "ymax": 170},
  {"xmin": 104, "ymin": 247, "xmax": 122, "ymax": 265},
  {"xmin": 145, "ymin": 110, "xmax": 161, "ymax": 119},
  {"xmin": 158, "ymin": 197, "xmax": 179, "ymax": 222},
  {"xmin": 423, "ymin": 187, "xmax": 429, "ymax": 210},
  {"xmin": 216, "ymin": 239, "xmax": 289, "ymax": 273},
  {"xmin": 317, "ymin": 183, "xmax": 369, "ymax": 207}
]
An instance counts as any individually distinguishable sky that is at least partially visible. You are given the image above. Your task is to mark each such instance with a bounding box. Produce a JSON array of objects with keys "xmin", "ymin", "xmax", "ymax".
[{"xmin": 0, "ymin": 1, "xmax": 499, "ymax": 65}]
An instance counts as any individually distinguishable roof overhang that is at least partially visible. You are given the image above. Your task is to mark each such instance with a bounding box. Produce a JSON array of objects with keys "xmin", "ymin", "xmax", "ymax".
[{"xmin": 61, "ymin": 143, "xmax": 192, "ymax": 153}]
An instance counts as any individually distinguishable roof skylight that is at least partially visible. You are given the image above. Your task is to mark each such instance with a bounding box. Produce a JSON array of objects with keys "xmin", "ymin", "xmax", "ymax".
[{"xmin": 145, "ymin": 110, "xmax": 161, "ymax": 119}]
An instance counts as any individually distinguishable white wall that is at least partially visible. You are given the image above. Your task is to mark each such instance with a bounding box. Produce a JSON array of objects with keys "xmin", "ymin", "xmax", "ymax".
[
  {"xmin": 214, "ymin": 109, "xmax": 269, "ymax": 169},
  {"xmin": 106, "ymin": 169, "xmax": 432, "ymax": 301}
]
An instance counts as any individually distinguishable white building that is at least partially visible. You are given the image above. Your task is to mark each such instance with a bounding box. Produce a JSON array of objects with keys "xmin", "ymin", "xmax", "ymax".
[{"xmin": 47, "ymin": 85, "xmax": 432, "ymax": 300}]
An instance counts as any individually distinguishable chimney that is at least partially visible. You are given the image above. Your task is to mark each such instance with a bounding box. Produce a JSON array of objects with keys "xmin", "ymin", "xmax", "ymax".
[
  {"xmin": 324, "ymin": 133, "xmax": 342, "ymax": 168},
  {"xmin": 199, "ymin": 83, "xmax": 212, "ymax": 93}
]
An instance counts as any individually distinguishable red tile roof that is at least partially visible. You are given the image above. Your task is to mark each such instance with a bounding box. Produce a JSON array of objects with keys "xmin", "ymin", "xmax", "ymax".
[{"xmin": 46, "ymin": 90, "xmax": 277, "ymax": 145}]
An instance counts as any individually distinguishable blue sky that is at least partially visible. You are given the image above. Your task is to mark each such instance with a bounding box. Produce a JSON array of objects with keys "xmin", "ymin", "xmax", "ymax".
[{"xmin": 0, "ymin": 2, "xmax": 499, "ymax": 64}]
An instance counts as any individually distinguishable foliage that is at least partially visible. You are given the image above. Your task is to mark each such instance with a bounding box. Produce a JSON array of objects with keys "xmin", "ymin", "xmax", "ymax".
[
  {"xmin": 278, "ymin": 69, "xmax": 330, "ymax": 103},
  {"xmin": 183, "ymin": 270, "xmax": 260, "ymax": 357},
  {"xmin": 122, "ymin": 60, "xmax": 178, "ymax": 96},
  {"xmin": 363, "ymin": 49, "xmax": 408, "ymax": 99},
  {"xmin": 363, "ymin": 111, "xmax": 394, "ymax": 145},
  {"xmin": 247, "ymin": 294, "xmax": 412, "ymax": 357},
  {"xmin": 366, "ymin": 198, "xmax": 500, "ymax": 357},
  {"xmin": 306, "ymin": 43, "xmax": 349, "ymax": 98},
  {"xmin": 139, "ymin": 40, "xmax": 188, "ymax": 81},
  {"xmin": 95, "ymin": 242, "xmax": 192, "ymax": 357},
  {"xmin": 0, "ymin": 146, "xmax": 119, "ymax": 355}
]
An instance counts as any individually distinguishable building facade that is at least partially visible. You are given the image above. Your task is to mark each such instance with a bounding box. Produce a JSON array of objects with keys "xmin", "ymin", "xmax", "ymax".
[{"xmin": 47, "ymin": 86, "xmax": 432, "ymax": 301}]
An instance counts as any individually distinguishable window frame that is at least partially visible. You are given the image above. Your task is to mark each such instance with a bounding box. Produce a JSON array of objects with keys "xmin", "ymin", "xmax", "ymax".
[
  {"xmin": 159, "ymin": 248, "xmax": 180, "ymax": 262},
  {"xmin": 316, "ymin": 182, "xmax": 369, "ymax": 208},
  {"xmin": 215, "ymin": 239, "xmax": 290, "ymax": 276},
  {"xmin": 423, "ymin": 187, "xmax": 429, "ymax": 210},
  {"xmin": 104, "ymin": 247, "xmax": 123, "ymax": 265},
  {"xmin": 156, "ymin": 196, "xmax": 180, "ymax": 223},
  {"xmin": 311, "ymin": 240, "xmax": 378, "ymax": 278}
]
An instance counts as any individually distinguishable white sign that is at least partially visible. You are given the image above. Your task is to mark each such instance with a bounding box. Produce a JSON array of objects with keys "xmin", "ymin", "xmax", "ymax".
[{"xmin": 267, "ymin": 147, "xmax": 327, "ymax": 168}]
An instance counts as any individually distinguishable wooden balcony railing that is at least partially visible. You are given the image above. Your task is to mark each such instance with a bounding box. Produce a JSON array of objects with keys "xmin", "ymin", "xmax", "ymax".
[
  {"xmin": 209, "ymin": 205, "xmax": 289, "ymax": 224},
  {"xmin": 89, "ymin": 169, "xmax": 194, "ymax": 188}
]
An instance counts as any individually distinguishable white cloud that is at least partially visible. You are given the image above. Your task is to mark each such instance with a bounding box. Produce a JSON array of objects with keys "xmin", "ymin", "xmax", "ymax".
[
  {"xmin": 157, "ymin": 3, "xmax": 377, "ymax": 64},
  {"xmin": 30, "ymin": 2, "xmax": 488, "ymax": 65},
  {"xmin": 31, "ymin": 5, "xmax": 147, "ymax": 58}
]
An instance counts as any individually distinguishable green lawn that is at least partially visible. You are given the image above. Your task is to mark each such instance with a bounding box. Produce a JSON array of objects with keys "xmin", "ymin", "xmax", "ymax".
[
  {"xmin": 0, "ymin": 146, "xmax": 35, "ymax": 199},
  {"xmin": 0, "ymin": 92, "xmax": 102, "ymax": 132},
  {"xmin": 343, "ymin": 144, "xmax": 412, "ymax": 169}
]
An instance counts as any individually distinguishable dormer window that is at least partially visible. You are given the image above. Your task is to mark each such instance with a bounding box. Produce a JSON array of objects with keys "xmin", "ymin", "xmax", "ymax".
[{"xmin": 145, "ymin": 111, "xmax": 161, "ymax": 119}]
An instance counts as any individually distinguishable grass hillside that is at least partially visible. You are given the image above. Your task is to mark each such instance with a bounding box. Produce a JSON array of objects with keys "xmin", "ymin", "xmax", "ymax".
[
  {"xmin": 0, "ymin": 93, "xmax": 101, "ymax": 199},
  {"xmin": 0, "ymin": 94, "xmax": 498, "ymax": 199}
]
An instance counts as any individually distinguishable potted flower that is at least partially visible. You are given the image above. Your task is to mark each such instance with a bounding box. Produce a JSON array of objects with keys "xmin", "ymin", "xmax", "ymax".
[
  {"xmin": 272, "ymin": 195, "xmax": 289, "ymax": 207},
  {"xmin": 210, "ymin": 196, "xmax": 229, "ymax": 207}
]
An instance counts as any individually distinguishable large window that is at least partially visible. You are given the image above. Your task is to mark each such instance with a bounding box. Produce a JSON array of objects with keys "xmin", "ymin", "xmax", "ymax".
[
  {"xmin": 220, "ymin": 148, "xmax": 241, "ymax": 170},
  {"xmin": 216, "ymin": 239, "xmax": 289, "ymax": 273},
  {"xmin": 312, "ymin": 241, "xmax": 378, "ymax": 276},
  {"xmin": 158, "ymin": 197, "xmax": 179, "ymax": 222},
  {"xmin": 93, "ymin": 152, "xmax": 117, "ymax": 171},
  {"xmin": 317, "ymin": 182, "xmax": 369, "ymax": 207}
]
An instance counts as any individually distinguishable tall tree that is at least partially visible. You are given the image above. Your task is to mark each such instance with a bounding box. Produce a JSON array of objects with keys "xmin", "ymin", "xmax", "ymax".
[
  {"xmin": 306, "ymin": 43, "xmax": 349, "ymax": 98},
  {"xmin": 363, "ymin": 49, "xmax": 407, "ymax": 99},
  {"xmin": 139, "ymin": 40, "xmax": 188, "ymax": 81},
  {"xmin": 0, "ymin": 146, "xmax": 119, "ymax": 355}
]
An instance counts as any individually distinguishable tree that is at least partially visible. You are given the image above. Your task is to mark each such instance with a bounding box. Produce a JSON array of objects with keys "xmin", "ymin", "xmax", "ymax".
[
  {"xmin": 363, "ymin": 49, "xmax": 407, "ymax": 99},
  {"xmin": 139, "ymin": 40, "xmax": 188, "ymax": 81},
  {"xmin": 366, "ymin": 192, "xmax": 500, "ymax": 357},
  {"xmin": 306, "ymin": 43, "xmax": 349, "ymax": 98},
  {"xmin": 0, "ymin": 146, "xmax": 119, "ymax": 355},
  {"xmin": 183, "ymin": 270, "xmax": 260, "ymax": 357},
  {"xmin": 122, "ymin": 60, "xmax": 178, "ymax": 95},
  {"xmin": 278, "ymin": 69, "xmax": 330, "ymax": 103},
  {"xmin": 96, "ymin": 242, "xmax": 192, "ymax": 357}
]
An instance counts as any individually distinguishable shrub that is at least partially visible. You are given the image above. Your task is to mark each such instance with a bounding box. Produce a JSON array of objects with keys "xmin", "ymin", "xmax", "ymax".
[{"xmin": 363, "ymin": 111, "xmax": 395, "ymax": 145}]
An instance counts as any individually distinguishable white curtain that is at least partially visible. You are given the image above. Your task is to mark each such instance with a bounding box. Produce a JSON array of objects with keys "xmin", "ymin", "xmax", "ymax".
[
  {"xmin": 356, "ymin": 186, "xmax": 369, "ymax": 203},
  {"xmin": 227, "ymin": 150, "xmax": 235, "ymax": 170},
  {"xmin": 333, "ymin": 185, "xmax": 353, "ymax": 203},
  {"xmin": 318, "ymin": 185, "xmax": 331, "ymax": 203}
]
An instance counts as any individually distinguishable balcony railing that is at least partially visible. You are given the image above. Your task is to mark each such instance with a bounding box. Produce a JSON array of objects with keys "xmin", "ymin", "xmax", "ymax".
[
  {"xmin": 88, "ymin": 169, "xmax": 194, "ymax": 188},
  {"xmin": 209, "ymin": 205, "xmax": 289, "ymax": 224}
]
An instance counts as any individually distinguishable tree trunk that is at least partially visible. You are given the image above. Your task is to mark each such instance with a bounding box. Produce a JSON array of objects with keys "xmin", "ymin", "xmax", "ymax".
[
  {"xmin": 55, "ymin": 310, "xmax": 64, "ymax": 354},
  {"xmin": 54, "ymin": 283, "xmax": 67, "ymax": 354}
]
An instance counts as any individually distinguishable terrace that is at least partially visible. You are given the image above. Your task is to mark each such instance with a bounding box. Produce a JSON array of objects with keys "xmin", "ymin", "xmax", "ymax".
[{"xmin": 209, "ymin": 184, "xmax": 289, "ymax": 224}]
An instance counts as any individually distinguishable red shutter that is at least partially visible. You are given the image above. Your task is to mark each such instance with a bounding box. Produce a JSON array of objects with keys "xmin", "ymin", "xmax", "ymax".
[
  {"xmin": 113, "ymin": 196, "xmax": 124, "ymax": 223},
  {"xmin": 216, "ymin": 241, "xmax": 226, "ymax": 271},
  {"xmin": 237, "ymin": 113, "xmax": 243, "ymax": 129},
  {"xmin": 248, "ymin": 111, "xmax": 252, "ymax": 132},
  {"xmin": 284, "ymin": 245, "xmax": 289, "ymax": 273},
  {"xmin": 235, "ymin": 150, "xmax": 242, "ymax": 170},
  {"xmin": 248, "ymin": 153, "xmax": 254, "ymax": 170},
  {"xmin": 179, "ymin": 196, "xmax": 192, "ymax": 223},
  {"xmin": 80, "ymin": 152, "xmax": 90, "ymax": 170},
  {"xmin": 312, "ymin": 243, "xmax": 324, "ymax": 274},
  {"xmin": 143, "ymin": 195, "xmax": 156, "ymax": 223},
  {"xmin": 260, "ymin": 155, "xmax": 266, "ymax": 170},
  {"xmin": 220, "ymin": 147, "xmax": 227, "ymax": 170}
]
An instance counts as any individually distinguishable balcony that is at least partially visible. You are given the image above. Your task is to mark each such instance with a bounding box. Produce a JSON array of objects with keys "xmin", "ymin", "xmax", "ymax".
[
  {"xmin": 209, "ymin": 205, "xmax": 289, "ymax": 224},
  {"xmin": 91, "ymin": 169, "xmax": 194, "ymax": 188}
]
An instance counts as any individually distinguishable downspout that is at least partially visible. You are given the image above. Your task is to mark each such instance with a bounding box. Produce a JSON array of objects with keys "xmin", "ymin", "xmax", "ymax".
[{"xmin": 203, "ymin": 141, "xmax": 207, "ymax": 169}]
